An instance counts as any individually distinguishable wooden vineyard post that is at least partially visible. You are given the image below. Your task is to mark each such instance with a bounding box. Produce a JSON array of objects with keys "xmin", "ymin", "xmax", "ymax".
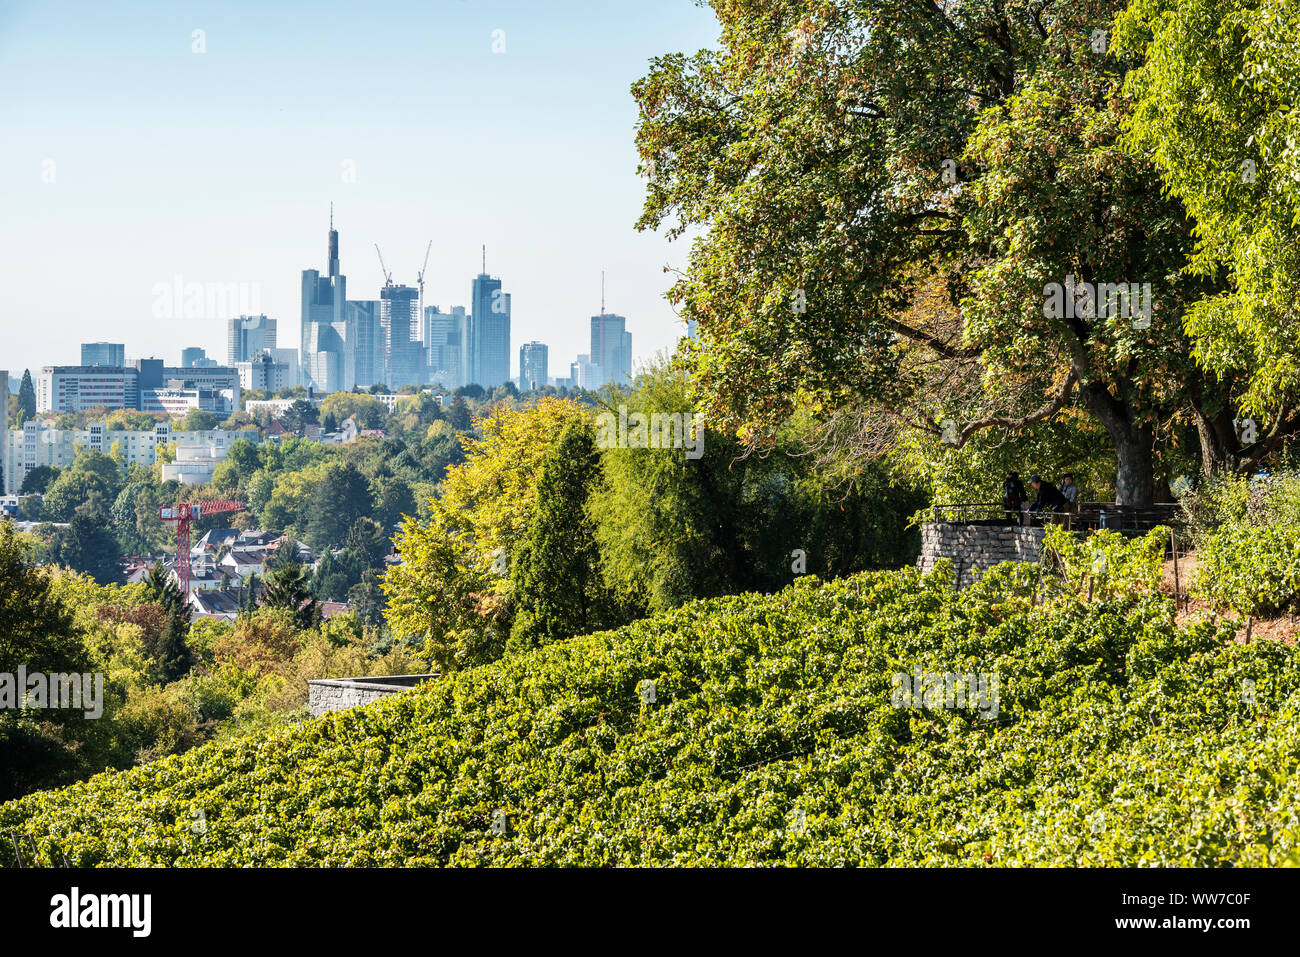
[{"xmin": 1171, "ymin": 528, "xmax": 1180, "ymax": 610}]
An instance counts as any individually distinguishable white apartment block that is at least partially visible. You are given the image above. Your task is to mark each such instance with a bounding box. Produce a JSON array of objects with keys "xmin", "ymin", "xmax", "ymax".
[{"xmin": 2, "ymin": 422, "xmax": 260, "ymax": 495}]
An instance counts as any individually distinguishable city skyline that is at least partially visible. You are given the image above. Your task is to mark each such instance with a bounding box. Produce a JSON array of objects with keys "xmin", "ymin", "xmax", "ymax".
[{"xmin": 0, "ymin": 1, "xmax": 719, "ymax": 377}]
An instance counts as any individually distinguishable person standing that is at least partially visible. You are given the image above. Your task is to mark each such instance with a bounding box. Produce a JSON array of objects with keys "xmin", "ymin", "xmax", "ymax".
[
  {"xmin": 1060, "ymin": 473, "xmax": 1079, "ymax": 504},
  {"xmin": 1027, "ymin": 474, "xmax": 1068, "ymax": 521},
  {"xmin": 1003, "ymin": 471, "xmax": 1026, "ymax": 525}
]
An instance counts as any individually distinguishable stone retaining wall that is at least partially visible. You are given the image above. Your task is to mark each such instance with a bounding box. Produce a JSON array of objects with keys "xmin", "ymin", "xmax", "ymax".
[
  {"xmin": 916, "ymin": 522, "xmax": 1046, "ymax": 589},
  {"xmin": 307, "ymin": 674, "xmax": 439, "ymax": 718}
]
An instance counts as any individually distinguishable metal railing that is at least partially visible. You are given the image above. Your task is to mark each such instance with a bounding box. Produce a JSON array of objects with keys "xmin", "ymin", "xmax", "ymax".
[{"xmin": 929, "ymin": 501, "xmax": 1181, "ymax": 531}]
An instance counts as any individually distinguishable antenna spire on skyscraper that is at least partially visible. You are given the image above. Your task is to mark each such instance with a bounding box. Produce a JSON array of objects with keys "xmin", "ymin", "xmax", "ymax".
[
  {"xmin": 330, "ymin": 202, "xmax": 333, "ymax": 231},
  {"xmin": 482, "ymin": 244, "xmax": 486, "ymax": 275},
  {"xmin": 601, "ymin": 270, "xmax": 606, "ymax": 317}
]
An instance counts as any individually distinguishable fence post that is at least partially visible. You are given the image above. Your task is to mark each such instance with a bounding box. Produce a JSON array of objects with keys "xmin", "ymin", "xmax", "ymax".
[{"xmin": 1245, "ymin": 616, "xmax": 1253, "ymax": 644}]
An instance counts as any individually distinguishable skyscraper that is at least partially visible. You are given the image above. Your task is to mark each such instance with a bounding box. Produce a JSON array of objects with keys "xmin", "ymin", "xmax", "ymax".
[
  {"xmin": 469, "ymin": 250, "xmax": 510, "ymax": 388},
  {"xmin": 519, "ymin": 341, "xmax": 548, "ymax": 391},
  {"xmin": 81, "ymin": 342, "xmax": 125, "ymax": 367},
  {"xmin": 381, "ymin": 285, "xmax": 422, "ymax": 388},
  {"xmin": 181, "ymin": 347, "xmax": 207, "ymax": 368},
  {"xmin": 424, "ymin": 305, "xmax": 469, "ymax": 389},
  {"xmin": 227, "ymin": 314, "xmax": 278, "ymax": 365},
  {"xmin": 346, "ymin": 300, "xmax": 382, "ymax": 389},
  {"xmin": 590, "ymin": 313, "xmax": 632, "ymax": 386},
  {"xmin": 301, "ymin": 211, "xmax": 349, "ymax": 392}
]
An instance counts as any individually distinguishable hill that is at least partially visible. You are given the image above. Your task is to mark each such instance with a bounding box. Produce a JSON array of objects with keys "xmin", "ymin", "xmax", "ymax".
[{"xmin": 3, "ymin": 560, "xmax": 1299, "ymax": 866}]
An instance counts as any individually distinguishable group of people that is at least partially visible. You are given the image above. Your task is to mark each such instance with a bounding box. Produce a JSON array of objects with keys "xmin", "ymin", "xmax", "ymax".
[{"xmin": 1003, "ymin": 471, "xmax": 1078, "ymax": 525}]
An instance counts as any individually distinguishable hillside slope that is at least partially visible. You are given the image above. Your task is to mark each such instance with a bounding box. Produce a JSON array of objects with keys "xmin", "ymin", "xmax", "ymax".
[{"xmin": 3, "ymin": 563, "xmax": 1299, "ymax": 866}]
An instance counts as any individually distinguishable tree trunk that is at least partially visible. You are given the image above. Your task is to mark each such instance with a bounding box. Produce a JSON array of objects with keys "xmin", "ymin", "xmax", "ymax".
[
  {"xmin": 1079, "ymin": 381, "xmax": 1156, "ymax": 505},
  {"xmin": 1113, "ymin": 427, "xmax": 1155, "ymax": 506}
]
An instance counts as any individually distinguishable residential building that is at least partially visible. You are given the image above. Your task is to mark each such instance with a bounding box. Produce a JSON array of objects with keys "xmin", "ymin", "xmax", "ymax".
[{"xmin": 2, "ymin": 422, "xmax": 260, "ymax": 495}]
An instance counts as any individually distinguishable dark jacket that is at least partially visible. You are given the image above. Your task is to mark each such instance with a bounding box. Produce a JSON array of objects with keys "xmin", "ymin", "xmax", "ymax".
[
  {"xmin": 1003, "ymin": 476, "xmax": 1025, "ymax": 506},
  {"xmin": 1029, "ymin": 481, "xmax": 1068, "ymax": 512}
]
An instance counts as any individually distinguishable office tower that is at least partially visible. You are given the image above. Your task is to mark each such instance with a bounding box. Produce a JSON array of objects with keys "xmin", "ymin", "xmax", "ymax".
[
  {"xmin": 269, "ymin": 348, "xmax": 300, "ymax": 387},
  {"xmin": 381, "ymin": 285, "xmax": 422, "ymax": 388},
  {"xmin": 81, "ymin": 342, "xmax": 125, "ymax": 367},
  {"xmin": 469, "ymin": 250, "xmax": 511, "ymax": 387},
  {"xmin": 227, "ymin": 314, "xmax": 278, "ymax": 365},
  {"xmin": 424, "ymin": 305, "xmax": 468, "ymax": 389},
  {"xmin": 570, "ymin": 354, "xmax": 602, "ymax": 390},
  {"xmin": 181, "ymin": 347, "xmax": 207, "ymax": 368},
  {"xmin": 301, "ymin": 211, "xmax": 349, "ymax": 393},
  {"xmin": 346, "ymin": 301, "xmax": 382, "ymax": 389},
  {"xmin": 519, "ymin": 342, "xmax": 548, "ymax": 391},
  {"xmin": 590, "ymin": 313, "xmax": 632, "ymax": 387},
  {"xmin": 1, "ymin": 372, "xmax": 7, "ymax": 451}
]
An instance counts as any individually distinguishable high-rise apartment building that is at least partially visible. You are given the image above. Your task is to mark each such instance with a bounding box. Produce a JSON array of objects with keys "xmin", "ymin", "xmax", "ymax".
[
  {"xmin": 519, "ymin": 341, "xmax": 548, "ymax": 391},
  {"xmin": 227, "ymin": 314, "xmax": 278, "ymax": 365},
  {"xmin": 81, "ymin": 342, "xmax": 125, "ymax": 367}
]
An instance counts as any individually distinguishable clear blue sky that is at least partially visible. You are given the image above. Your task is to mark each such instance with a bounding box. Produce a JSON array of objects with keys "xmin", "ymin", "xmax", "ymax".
[{"xmin": 0, "ymin": 0, "xmax": 719, "ymax": 381}]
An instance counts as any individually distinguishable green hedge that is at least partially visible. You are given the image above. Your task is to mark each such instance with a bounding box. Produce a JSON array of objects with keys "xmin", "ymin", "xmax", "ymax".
[
  {"xmin": 1193, "ymin": 522, "xmax": 1300, "ymax": 617},
  {"xmin": 3, "ymin": 561, "xmax": 1299, "ymax": 866}
]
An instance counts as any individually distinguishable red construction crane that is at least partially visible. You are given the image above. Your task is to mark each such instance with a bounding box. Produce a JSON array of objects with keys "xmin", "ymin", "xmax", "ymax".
[{"xmin": 159, "ymin": 499, "xmax": 246, "ymax": 594}]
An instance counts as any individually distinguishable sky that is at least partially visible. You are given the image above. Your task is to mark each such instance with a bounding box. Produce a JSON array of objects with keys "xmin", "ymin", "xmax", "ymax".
[{"xmin": 0, "ymin": 0, "xmax": 720, "ymax": 383}]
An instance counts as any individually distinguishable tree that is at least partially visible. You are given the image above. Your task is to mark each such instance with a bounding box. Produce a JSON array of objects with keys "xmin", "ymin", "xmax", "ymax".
[
  {"xmin": 177, "ymin": 408, "xmax": 218, "ymax": 431},
  {"xmin": 508, "ymin": 421, "xmax": 621, "ymax": 653},
  {"xmin": 19, "ymin": 465, "xmax": 60, "ymax": 495},
  {"xmin": 261, "ymin": 559, "xmax": 319, "ymax": 629},
  {"xmin": 346, "ymin": 516, "xmax": 391, "ymax": 568},
  {"xmin": 17, "ymin": 370, "xmax": 35, "ymax": 424},
  {"xmin": 142, "ymin": 561, "xmax": 193, "ymax": 681},
  {"xmin": 51, "ymin": 505, "xmax": 124, "ymax": 585},
  {"xmin": 446, "ymin": 395, "xmax": 472, "ymax": 431},
  {"xmin": 1119, "ymin": 0, "xmax": 1300, "ymax": 471},
  {"xmin": 382, "ymin": 398, "xmax": 592, "ymax": 670},
  {"xmin": 280, "ymin": 399, "xmax": 319, "ymax": 434},
  {"xmin": 633, "ymin": 0, "xmax": 1231, "ymax": 502},
  {"xmin": 305, "ymin": 463, "xmax": 373, "ymax": 550}
]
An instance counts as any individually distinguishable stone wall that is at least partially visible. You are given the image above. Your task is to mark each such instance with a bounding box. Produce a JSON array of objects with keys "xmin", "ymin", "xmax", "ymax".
[
  {"xmin": 916, "ymin": 522, "xmax": 1046, "ymax": 589},
  {"xmin": 307, "ymin": 674, "xmax": 439, "ymax": 718}
]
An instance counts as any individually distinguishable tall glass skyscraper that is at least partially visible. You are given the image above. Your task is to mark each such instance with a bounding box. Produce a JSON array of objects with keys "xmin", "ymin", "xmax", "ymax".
[
  {"xmin": 590, "ymin": 313, "xmax": 632, "ymax": 386},
  {"xmin": 301, "ymin": 214, "xmax": 348, "ymax": 392},
  {"xmin": 81, "ymin": 342, "xmax": 125, "ymax": 367},
  {"xmin": 381, "ymin": 285, "xmax": 422, "ymax": 388},
  {"xmin": 227, "ymin": 314, "xmax": 277, "ymax": 365},
  {"xmin": 470, "ymin": 262, "xmax": 510, "ymax": 388}
]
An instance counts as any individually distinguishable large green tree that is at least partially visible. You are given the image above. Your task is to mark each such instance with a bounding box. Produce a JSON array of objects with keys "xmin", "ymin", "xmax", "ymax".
[
  {"xmin": 17, "ymin": 370, "xmax": 36, "ymax": 424},
  {"xmin": 634, "ymin": 0, "xmax": 1237, "ymax": 502},
  {"xmin": 1119, "ymin": 0, "xmax": 1300, "ymax": 469},
  {"xmin": 508, "ymin": 421, "xmax": 622, "ymax": 653}
]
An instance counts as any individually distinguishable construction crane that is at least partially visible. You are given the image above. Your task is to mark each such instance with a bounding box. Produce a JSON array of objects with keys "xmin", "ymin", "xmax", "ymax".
[
  {"xmin": 374, "ymin": 243, "xmax": 393, "ymax": 294},
  {"xmin": 159, "ymin": 499, "xmax": 246, "ymax": 595},
  {"xmin": 416, "ymin": 239, "xmax": 433, "ymax": 325}
]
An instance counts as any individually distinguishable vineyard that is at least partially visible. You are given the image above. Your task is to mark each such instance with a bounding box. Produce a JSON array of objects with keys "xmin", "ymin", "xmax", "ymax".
[{"xmin": 3, "ymin": 545, "xmax": 1299, "ymax": 866}]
